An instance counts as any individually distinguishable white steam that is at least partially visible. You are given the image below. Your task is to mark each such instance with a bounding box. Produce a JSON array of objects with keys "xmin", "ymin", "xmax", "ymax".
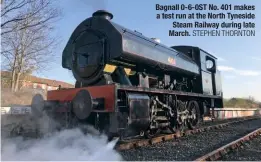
[
  {"xmin": 1, "ymin": 113, "xmax": 122, "ymax": 161},
  {"xmin": 1, "ymin": 129, "xmax": 122, "ymax": 161}
]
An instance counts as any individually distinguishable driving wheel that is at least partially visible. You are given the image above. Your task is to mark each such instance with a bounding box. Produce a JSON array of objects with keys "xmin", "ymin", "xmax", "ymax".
[{"xmin": 187, "ymin": 100, "xmax": 200, "ymax": 130}]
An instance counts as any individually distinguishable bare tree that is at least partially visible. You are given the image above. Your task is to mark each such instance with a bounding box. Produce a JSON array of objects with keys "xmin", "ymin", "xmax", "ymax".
[
  {"xmin": 1, "ymin": 0, "xmax": 61, "ymax": 35},
  {"xmin": 1, "ymin": 0, "xmax": 62, "ymax": 92}
]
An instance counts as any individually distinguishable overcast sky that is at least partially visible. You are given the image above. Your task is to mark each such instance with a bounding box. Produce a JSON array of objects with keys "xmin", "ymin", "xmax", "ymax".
[{"xmin": 35, "ymin": 0, "xmax": 261, "ymax": 101}]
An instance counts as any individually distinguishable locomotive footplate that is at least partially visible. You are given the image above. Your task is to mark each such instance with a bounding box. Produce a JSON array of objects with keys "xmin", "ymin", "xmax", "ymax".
[{"xmin": 46, "ymin": 84, "xmax": 116, "ymax": 113}]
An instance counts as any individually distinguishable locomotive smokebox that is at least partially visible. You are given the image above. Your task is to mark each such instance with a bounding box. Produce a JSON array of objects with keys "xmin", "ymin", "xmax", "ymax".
[{"xmin": 92, "ymin": 10, "xmax": 113, "ymax": 20}]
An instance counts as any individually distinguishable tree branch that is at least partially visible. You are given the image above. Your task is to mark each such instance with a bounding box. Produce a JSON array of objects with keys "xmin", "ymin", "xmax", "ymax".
[{"xmin": 1, "ymin": 0, "xmax": 30, "ymax": 17}]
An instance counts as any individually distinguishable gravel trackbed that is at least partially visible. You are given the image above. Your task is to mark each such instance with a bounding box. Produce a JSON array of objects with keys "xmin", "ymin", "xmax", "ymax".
[{"xmin": 119, "ymin": 118, "xmax": 261, "ymax": 161}]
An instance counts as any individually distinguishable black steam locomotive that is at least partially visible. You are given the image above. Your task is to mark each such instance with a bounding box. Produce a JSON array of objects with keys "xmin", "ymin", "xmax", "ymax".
[{"xmin": 33, "ymin": 10, "xmax": 223, "ymax": 140}]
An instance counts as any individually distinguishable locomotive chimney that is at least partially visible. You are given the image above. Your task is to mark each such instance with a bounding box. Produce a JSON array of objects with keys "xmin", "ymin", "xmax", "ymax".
[
  {"xmin": 92, "ymin": 10, "xmax": 113, "ymax": 20},
  {"xmin": 151, "ymin": 38, "xmax": 161, "ymax": 43}
]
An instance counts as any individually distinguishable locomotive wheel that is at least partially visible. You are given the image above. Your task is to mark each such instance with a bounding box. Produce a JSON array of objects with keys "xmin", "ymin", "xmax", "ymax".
[
  {"xmin": 145, "ymin": 129, "xmax": 160, "ymax": 139},
  {"xmin": 169, "ymin": 116, "xmax": 178, "ymax": 133},
  {"xmin": 169, "ymin": 125, "xmax": 177, "ymax": 133},
  {"xmin": 187, "ymin": 101, "xmax": 200, "ymax": 130},
  {"xmin": 169, "ymin": 107, "xmax": 178, "ymax": 133}
]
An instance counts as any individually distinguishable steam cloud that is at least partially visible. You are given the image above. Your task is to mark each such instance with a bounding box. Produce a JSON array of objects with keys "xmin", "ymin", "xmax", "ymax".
[
  {"xmin": 1, "ymin": 129, "xmax": 122, "ymax": 161},
  {"xmin": 1, "ymin": 113, "xmax": 122, "ymax": 161}
]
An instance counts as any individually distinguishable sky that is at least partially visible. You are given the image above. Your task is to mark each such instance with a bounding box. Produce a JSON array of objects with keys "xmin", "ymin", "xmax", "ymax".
[{"xmin": 35, "ymin": 0, "xmax": 261, "ymax": 101}]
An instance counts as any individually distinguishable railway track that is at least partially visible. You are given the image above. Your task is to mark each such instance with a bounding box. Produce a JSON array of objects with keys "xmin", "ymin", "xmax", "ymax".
[
  {"xmin": 119, "ymin": 116, "xmax": 261, "ymax": 161},
  {"xmin": 116, "ymin": 116, "xmax": 259, "ymax": 151},
  {"xmin": 194, "ymin": 127, "xmax": 261, "ymax": 161},
  {"xmin": 221, "ymin": 130, "xmax": 261, "ymax": 161}
]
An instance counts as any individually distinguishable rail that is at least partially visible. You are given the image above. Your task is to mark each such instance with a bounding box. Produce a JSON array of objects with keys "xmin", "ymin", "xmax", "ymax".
[
  {"xmin": 115, "ymin": 117, "xmax": 259, "ymax": 151},
  {"xmin": 194, "ymin": 127, "xmax": 261, "ymax": 161}
]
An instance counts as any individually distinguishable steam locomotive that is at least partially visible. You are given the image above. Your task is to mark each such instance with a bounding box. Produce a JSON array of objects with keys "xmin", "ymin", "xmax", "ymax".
[{"xmin": 31, "ymin": 10, "xmax": 223, "ymax": 140}]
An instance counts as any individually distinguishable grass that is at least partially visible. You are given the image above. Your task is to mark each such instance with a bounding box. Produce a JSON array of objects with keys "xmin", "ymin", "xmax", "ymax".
[{"xmin": 1, "ymin": 88, "xmax": 46, "ymax": 106}]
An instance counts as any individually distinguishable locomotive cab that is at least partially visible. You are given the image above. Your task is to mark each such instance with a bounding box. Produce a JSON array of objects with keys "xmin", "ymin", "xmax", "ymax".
[{"xmin": 171, "ymin": 46, "xmax": 224, "ymax": 108}]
